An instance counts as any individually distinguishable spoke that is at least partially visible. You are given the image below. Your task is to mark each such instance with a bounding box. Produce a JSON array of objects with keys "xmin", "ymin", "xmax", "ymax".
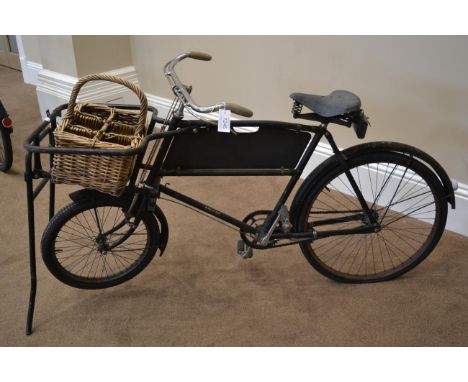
[
  {"xmin": 389, "ymin": 226, "xmax": 430, "ymax": 236},
  {"xmin": 380, "ymin": 163, "xmax": 410, "ymax": 223},
  {"xmin": 76, "ymin": 249, "xmax": 96, "ymax": 276},
  {"xmin": 81, "ymin": 210, "xmax": 99, "ymax": 236},
  {"xmin": 367, "ymin": 164, "xmax": 375, "ymax": 202},
  {"xmin": 87, "ymin": 249, "xmax": 100, "ymax": 278},
  {"xmin": 356, "ymin": 166, "xmax": 363, "ymax": 194},
  {"xmin": 319, "ymin": 187, "xmax": 355, "ymax": 212},
  {"xmin": 72, "ymin": 215, "xmax": 98, "ymax": 242},
  {"xmin": 374, "ymin": 163, "xmax": 379, "ymax": 206},
  {"xmin": 371, "ymin": 163, "xmax": 398, "ymax": 208},
  {"xmin": 314, "ymin": 233, "xmax": 354, "ymax": 255},
  {"xmin": 314, "ymin": 238, "xmax": 355, "ymax": 265},
  {"xmin": 56, "ymin": 246, "xmax": 93, "ymax": 260},
  {"xmin": 379, "ymin": 231, "xmax": 409, "ymax": 263},
  {"xmin": 337, "ymin": 234, "xmax": 366, "ymax": 271},
  {"xmin": 57, "ymin": 228, "xmax": 91, "ymax": 242},
  {"xmin": 385, "ymin": 227, "xmax": 422, "ymax": 251},
  {"xmin": 356, "ymin": 235, "xmax": 375, "ymax": 275},
  {"xmin": 109, "ymin": 250, "xmax": 138, "ymax": 263},
  {"xmin": 375, "ymin": 232, "xmax": 387, "ymax": 271},
  {"xmin": 62, "ymin": 221, "xmax": 95, "ymax": 241},
  {"xmin": 378, "ymin": 163, "xmax": 391, "ymax": 197},
  {"xmin": 377, "ymin": 232, "xmax": 398, "ymax": 268},
  {"xmin": 93, "ymin": 208, "xmax": 103, "ymax": 235},
  {"xmin": 109, "ymin": 251, "xmax": 131, "ymax": 269},
  {"xmin": 111, "ymin": 247, "xmax": 146, "ymax": 254},
  {"xmin": 383, "ymin": 200, "xmax": 435, "ymax": 227},
  {"xmin": 334, "ymin": 176, "xmax": 361, "ymax": 209},
  {"xmin": 381, "ymin": 190, "xmax": 433, "ymax": 210},
  {"xmin": 60, "ymin": 248, "xmax": 95, "ymax": 269},
  {"xmin": 56, "ymin": 234, "xmax": 95, "ymax": 249}
]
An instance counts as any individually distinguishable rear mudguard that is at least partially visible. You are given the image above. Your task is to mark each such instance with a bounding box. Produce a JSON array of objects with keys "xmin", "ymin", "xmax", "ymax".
[
  {"xmin": 69, "ymin": 188, "xmax": 169, "ymax": 255},
  {"xmin": 290, "ymin": 141, "xmax": 456, "ymax": 226}
]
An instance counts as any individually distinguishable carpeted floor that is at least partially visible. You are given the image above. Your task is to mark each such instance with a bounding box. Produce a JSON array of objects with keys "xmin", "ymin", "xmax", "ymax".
[{"xmin": 1, "ymin": 65, "xmax": 468, "ymax": 346}]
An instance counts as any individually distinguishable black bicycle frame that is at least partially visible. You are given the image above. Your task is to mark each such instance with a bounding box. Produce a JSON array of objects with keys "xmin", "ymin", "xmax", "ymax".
[{"xmin": 135, "ymin": 108, "xmax": 376, "ymax": 242}]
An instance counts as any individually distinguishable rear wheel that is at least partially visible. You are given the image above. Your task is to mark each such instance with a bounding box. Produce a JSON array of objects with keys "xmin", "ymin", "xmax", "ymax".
[
  {"xmin": 41, "ymin": 198, "xmax": 159, "ymax": 289},
  {"xmin": 297, "ymin": 151, "xmax": 448, "ymax": 283},
  {"xmin": 0, "ymin": 128, "xmax": 13, "ymax": 172}
]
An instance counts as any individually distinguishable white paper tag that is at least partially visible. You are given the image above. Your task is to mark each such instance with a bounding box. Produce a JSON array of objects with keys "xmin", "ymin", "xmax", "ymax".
[{"xmin": 218, "ymin": 109, "xmax": 231, "ymax": 133}]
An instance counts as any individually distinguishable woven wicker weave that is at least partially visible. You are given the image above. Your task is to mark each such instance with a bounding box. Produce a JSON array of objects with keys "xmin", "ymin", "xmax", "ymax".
[{"xmin": 52, "ymin": 73, "xmax": 148, "ymax": 196}]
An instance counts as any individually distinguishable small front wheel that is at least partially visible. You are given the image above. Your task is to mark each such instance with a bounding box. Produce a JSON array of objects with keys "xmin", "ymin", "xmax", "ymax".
[
  {"xmin": 41, "ymin": 197, "xmax": 160, "ymax": 289},
  {"xmin": 0, "ymin": 128, "xmax": 13, "ymax": 172},
  {"xmin": 296, "ymin": 151, "xmax": 448, "ymax": 283}
]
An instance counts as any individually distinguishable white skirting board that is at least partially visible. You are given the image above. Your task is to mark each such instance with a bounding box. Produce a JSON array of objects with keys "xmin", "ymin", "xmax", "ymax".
[
  {"xmin": 35, "ymin": 66, "xmax": 139, "ymax": 120},
  {"xmin": 20, "ymin": 60, "xmax": 43, "ymax": 86},
  {"xmin": 33, "ymin": 75, "xmax": 468, "ymax": 237}
]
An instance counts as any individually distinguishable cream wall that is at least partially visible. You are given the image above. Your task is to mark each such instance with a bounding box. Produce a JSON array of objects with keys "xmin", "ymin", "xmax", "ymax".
[
  {"xmin": 72, "ymin": 36, "xmax": 132, "ymax": 76},
  {"xmin": 130, "ymin": 36, "xmax": 468, "ymax": 184},
  {"xmin": 21, "ymin": 35, "xmax": 42, "ymax": 64},
  {"xmin": 38, "ymin": 35, "xmax": 77, "ymax": 76},
  {"xmin": 34, "ymin": 36, "xmax": 132, "ymax": 77}
]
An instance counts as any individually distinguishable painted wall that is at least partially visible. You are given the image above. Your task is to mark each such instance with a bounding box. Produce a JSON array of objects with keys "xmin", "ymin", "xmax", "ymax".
[
  {"xmin": 130, "ymin": 36, "xmax": 468, "ymax": 184},
  {"xmin": 72, "ymin": 36, "xmax": 132, "ymax": 76},
  {"xmin": 37, "ymin": 36, "xmax": 77, "ymax": 76},
  {"xmin": 21, "ymin": 35, "xmax": 42, "ymax": 64}
]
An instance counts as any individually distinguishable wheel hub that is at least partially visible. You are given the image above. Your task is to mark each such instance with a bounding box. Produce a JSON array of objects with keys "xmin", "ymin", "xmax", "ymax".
[{"xmin": 96, "ymin": 235, "xmax": 109, "ymax": 254}]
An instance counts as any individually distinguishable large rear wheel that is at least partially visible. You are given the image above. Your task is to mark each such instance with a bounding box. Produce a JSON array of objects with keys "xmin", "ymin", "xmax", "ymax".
[{"xmin": 296, "ymin": 151, "xmax": 448, "ymax": 283}]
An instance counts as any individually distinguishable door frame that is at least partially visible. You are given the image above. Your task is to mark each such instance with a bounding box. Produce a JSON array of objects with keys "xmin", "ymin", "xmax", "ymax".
[{"xmin": 0, "ymin": 35, "xmax": 21, "ymax": 70}]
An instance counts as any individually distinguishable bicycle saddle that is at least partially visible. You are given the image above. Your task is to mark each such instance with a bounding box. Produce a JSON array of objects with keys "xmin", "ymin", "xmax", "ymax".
[{"xmin": 290, "ymin": 90, "xmax": 361, "ymax": 117}]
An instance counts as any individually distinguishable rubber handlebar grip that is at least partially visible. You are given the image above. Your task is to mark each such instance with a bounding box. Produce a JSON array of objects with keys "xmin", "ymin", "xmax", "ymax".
[
  {"xmin": 188, "ymin": 51, "xmax": 212, "ymax": 61},
  {"xmin": 225, "ymin": 102, "xmax": 253, "ymax": 118}
]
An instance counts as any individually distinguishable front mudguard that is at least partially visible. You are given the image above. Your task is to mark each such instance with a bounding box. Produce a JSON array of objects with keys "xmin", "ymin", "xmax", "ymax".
[
  {"xmin": 290, "ymin": 141, "xmax": 456, "ymax": 226},
  {"xmin": 69, "ymin": 188, "xmax": 169, "ymax": 255}
]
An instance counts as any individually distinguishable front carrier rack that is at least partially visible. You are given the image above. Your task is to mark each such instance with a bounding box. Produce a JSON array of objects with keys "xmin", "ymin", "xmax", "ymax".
[{"xmin": 23, "ymin": 103, "xmax": 172, "ymax": 335}]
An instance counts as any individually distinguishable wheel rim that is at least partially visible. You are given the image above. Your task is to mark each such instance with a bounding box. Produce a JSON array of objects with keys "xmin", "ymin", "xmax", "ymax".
[
  {"xmin": 53, "ymin": 205, "xmax": 150, "ymax": 282},
  {"xmin": 305, "ymin": 158, "xmax": 440, "ymax": 280}
]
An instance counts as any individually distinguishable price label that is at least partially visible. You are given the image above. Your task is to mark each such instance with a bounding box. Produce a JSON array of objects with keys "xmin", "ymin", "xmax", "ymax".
[{"xmin": 218, "ymin": 108, "xmax": 231, "ymax": 133}]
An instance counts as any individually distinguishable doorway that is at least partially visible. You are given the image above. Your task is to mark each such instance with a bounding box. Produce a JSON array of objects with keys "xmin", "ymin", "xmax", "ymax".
[{"xmin": 0, "ymin": 36, "xmax": 21, "ymax": 70}]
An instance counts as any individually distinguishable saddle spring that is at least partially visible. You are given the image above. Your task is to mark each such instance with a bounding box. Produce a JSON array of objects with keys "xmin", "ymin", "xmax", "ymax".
[{"xmin": 291, "ymin": 101, "xmax": 303, "ymax": 117}]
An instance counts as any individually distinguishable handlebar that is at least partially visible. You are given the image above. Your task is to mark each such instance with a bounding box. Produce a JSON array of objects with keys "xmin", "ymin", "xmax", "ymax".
[{"xmin": 164, "ymin": 51, "xmax": 253, "ymax": 118}]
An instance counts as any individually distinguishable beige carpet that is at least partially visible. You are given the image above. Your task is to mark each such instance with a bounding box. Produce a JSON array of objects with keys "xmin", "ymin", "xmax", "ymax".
[{"xmin": 1, "ymin": 65, "xmax": 468, "ymax": 346}]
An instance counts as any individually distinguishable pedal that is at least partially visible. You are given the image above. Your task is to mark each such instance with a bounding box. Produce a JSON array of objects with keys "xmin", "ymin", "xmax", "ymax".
[{"xmin": 237, "ymin": 240, "xmax": 253, "ymax": 259}]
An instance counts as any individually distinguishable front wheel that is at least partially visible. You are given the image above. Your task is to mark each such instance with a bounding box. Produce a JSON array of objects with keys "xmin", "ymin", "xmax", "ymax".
[
  {"xmin": 0, "ymin": 128, "xmax": 13, "ymax": 172},
  {"xmin": 41, "ymin": 197, "xmax": 160, "ymax": 289},
  {"xmin": 296, "ymin": 151, "xmax": 448, "ymax": 283}
]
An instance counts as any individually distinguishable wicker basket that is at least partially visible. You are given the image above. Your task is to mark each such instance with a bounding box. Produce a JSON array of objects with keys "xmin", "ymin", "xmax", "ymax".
[{"xmin": 52, "ymin": 73, "xmax": 148, "ymax": 196}]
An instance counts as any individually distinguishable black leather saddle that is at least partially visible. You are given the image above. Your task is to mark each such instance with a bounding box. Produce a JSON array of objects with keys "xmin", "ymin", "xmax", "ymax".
[{"xmin": 290, "ymin": 90, "xmax": 361, "ymax": 117}]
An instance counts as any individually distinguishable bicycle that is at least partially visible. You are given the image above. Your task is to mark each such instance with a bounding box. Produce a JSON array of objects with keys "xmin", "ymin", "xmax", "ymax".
[
  {"xmin": 38, "ymin": 51, "xmax": 456, "ymax": 289},
  {"xmin": 0, "ymin": 100, "xmax": 13, "ymax": 172}
]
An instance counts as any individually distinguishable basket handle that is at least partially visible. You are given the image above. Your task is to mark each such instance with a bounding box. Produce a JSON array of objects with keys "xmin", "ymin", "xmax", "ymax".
[{"xmin": 64, "ymin": 73, "xmax": 148, "ymax": 136}]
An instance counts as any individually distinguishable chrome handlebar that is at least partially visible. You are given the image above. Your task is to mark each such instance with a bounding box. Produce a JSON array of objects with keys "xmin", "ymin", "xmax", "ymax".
[{"xmin": 163, "ymin": 52, "xmax": 253, "ymax": 118}]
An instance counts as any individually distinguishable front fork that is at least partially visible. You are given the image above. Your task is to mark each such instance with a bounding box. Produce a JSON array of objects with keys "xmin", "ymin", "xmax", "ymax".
[{"xmin": 101, "ymin": 184, "xmax": 157, "ymax": 251}]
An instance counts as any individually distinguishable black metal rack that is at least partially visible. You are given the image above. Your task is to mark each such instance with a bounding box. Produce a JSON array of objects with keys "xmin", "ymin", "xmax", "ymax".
[{"xmin": 23, "ymin": 103, "xmax": 165, "ymax": 335}]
